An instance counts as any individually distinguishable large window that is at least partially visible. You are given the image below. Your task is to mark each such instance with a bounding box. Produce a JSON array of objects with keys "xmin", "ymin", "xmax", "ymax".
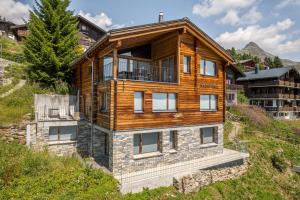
[
  {"xmin": 134, "ymin": 132, "xmax": 161, "ymax": 155},
  {"xmin": 49, "ymin": 126, "xmax": 77, "ymax": 141},
  {"xmin": 103, "ymin": 57, "xmax": 113, "ymax": 80},
  {"xmin": 161, "ymin": 56, "xmax": 175, "ymax": 82},
  {"xmin": 183, "ymin": 55, "xmax": 191, "ymax": 73},
  {"xmin": 100, "ymin": 93, "xmax": 108, "ymax": 112},
  {"xmin": 200, "ymin": 127, "xmax": 217, "ymax": 144},
  {"xmin": 134, "ymin": 92, "xmax": 143, "ymax": 112},
  {"xmin": 152, "ymin": 93, "xmax": 177, "ymax": 112},
  {"xmin": 200, "ymin": 95, "xmax": 217, "ymax": 111},
  {"xmin": 170, "ymin": 130, "xmax": 178, "ymax": 150},
  {"xmin": 200, "ymin": 59, "xmax": 216, "ymax": 76}
]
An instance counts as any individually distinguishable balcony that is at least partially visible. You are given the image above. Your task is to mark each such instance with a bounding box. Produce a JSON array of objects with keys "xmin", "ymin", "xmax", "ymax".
[
  {"xmin": 226, "ymin": 84, "xmax": 244, "ymax": 91},
  {"xmin": 265, "ymin": 106, "xmax": 300, "ymax": 112},
  {"xmin": 248, "ymin": 93, "xmax": 296, "ymax": 99},
  {"xmin": 248, "ymin": 80, "xmax": 300, "ymax": 88},
  {"xmin": 103, "ymin": 56, "xmax": 176, "ymax": 83}
]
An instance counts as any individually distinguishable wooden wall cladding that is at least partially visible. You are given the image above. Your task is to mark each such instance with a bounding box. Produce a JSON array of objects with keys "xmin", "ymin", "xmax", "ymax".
[{"xmin": 114, "ymin": 32, "xmax": 225, "ymax": 130}]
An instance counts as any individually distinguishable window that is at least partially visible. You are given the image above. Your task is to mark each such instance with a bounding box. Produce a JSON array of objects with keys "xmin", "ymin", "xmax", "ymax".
[
  {"xmin": 200, "ymin": 95, "xmax": 217, "ymax": 111},
  {"xmin": 49, "ymin": 126, "xmax": 77, "ymax": 141},
  {"xmin": 200, "ymin": 127, "xmax": 217, "ymax": 144},
  {"xmin": 152, "ymin": 93, "xmax": 177, "ymax": 112},
  {"xmin": 133, "ymin": 132, "xmax": 161, "ymax": 155},
  {"xmin": 170, "ymin": 131, "xmax": 178, "ymax": 150},
  {"xmin": 134, "ymin": 92, "xmax": 143, "ymax": 112},
  {"xmin": 161, "ymin": 56, "xmax": 175, "ymax": 82},
  {"xmin": 200, "ymin": 59, "xmax": 216, "ymax": 76},
  {"xmin": 81, "ymin": 25, "xmax": 87, "ymax": 31},
  {"xmin": 103, "ymin": 57, "xmax": 113, "ymax": 80},
  {"xmin": 101, "ymin": 93, "xmax": 108, "ymax": 112},
  {"xmin": 183, "ymin": 55, "xmax": 191, "ymax": 73}
]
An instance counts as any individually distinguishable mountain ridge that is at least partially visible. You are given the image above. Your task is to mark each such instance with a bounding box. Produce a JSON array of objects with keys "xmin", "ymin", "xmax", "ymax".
[{"xmin": 237, "ymin": 42, "xmax": 300, "ymax": 68}]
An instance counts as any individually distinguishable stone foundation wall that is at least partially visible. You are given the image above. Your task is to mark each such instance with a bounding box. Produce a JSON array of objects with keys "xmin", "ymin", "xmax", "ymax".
[
  {"xmin": 0, "ymin": 125, "xmax": 26, "ymax": 144},
  {"xmin": 173, "ymin": 159, "xmax": 248, "ymax": 193},
  {"xmin": 112, "ymin": 124, "xmax": 224, "ymax": 174}
]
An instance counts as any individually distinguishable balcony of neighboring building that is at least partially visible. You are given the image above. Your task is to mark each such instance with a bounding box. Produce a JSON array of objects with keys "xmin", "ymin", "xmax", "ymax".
[{"xmin": 248, "ymin": 79, "xmax": 300, "ymax": 88}]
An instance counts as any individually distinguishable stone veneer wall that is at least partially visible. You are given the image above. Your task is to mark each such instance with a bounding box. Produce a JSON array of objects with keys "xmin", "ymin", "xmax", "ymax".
[
  {"xmin": 0, "ymin": 125, "xmax": 26, "ymax": 144},
  {"xmin": 173, "ymin": 159, "xmax": 248, "ymax": 193},
  {"xmin": 112, "ymin": 124, "xmax": 224, "ymax": 174}
]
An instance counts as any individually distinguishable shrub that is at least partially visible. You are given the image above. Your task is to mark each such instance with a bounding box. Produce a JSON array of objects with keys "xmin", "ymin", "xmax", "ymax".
[
  {"xmin": 271, "ymin": 152, "xmax": 288, "ymax": 172},
  {"xmin": 237, "ymin": 92, "xmax": 248, "ymax": 104}
]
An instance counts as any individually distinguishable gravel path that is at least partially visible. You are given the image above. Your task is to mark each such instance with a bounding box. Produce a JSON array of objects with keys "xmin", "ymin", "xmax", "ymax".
[{"xmin": 0, "ymin": 79, "xmax": 26, "ymax": 98}]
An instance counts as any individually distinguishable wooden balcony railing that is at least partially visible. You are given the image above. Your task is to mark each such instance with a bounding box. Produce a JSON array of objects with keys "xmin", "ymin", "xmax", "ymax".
[
  {"xmin": 248, "ymin": 93, "xmax": 297, "ymax": 99},
  {"xmin": 265, "ymin": 106, "xmax": 300, "ymax": 112},
  {"xmin": 226, "ymin": 84, "xmax": 244, "ymax": 91},
  {"xmin": 248, "ymin": 80, "xmax": 300, "ymax": 88},
  {"xmin": 117, "ymin": 57, "xmax": 176, "ymax": 83}
]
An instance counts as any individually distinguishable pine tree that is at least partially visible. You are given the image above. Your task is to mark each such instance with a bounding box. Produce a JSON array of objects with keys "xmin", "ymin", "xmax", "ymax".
[
  {"xmin": 24, "ymin": 0, "xmax": 80, "ymax": 86},
  {"xmin": 264, "ymin": 57, "xmax": 274, "ymax": 68},
  {"xmin": 273, "ymin": 56, "xmax": 283, "ymax": 68}
]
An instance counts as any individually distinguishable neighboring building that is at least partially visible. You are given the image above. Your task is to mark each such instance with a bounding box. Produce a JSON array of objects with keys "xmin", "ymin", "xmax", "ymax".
[
  {"xmin": 70, "ymin": 17, "xmax": 248, "ymax": 192},
  {"xmin": 234, "ymin": 59, "xmax": 256, "ymax": 72},
  {"xmin": 225, "ymin": 64, "xmax": 245, "ymax": 106},
  {"xmin": 0, "ymin": 15, "xmax": 106, "ymax": 49},
  {"xmin": 237, "ymin": 66, "xmax": 300, "ymax": 119},
  {"xmin": 0, "ymin": 19, "xmax": 15, "ymax": 40}
]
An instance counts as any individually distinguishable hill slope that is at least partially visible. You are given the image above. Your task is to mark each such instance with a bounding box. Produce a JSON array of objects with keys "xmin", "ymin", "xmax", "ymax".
[{"xmin": 238, "ymin": 42, "xmax": 300, "ymax": 68}]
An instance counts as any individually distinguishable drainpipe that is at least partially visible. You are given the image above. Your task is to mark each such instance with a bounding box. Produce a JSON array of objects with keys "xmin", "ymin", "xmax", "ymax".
[{"xmin": 85, "ymin": 54, "xmax": 94, "ymax": 157}]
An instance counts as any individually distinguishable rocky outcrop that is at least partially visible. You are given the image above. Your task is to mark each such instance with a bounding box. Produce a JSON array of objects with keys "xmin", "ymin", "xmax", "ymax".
[{"xmin": 0, "ymin": 125, "xmax": 26, "ymax": 144}]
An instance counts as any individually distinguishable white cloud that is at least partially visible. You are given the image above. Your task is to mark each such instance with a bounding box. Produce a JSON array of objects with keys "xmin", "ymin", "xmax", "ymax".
[
  {"xmin": 192, "ymin": 0, "xmax": 258, "ymax": 17},
  {"xmin": 276, "ymin": 0, "xmax": 300, "ymax": 8},
  {"xmin": 78, "ymin": 11, "xmax": 124, "ymax": 31},
  {"xmin": 0, "ymin": 0, "xmax": 31, "ymax": 24},
  {"xmin": 215, "ymin": 18, "xmax": 300, "ymax": 55},
  {"xmin": 218, "ymin": 7, "xmax": 262, "ymax": 26}
]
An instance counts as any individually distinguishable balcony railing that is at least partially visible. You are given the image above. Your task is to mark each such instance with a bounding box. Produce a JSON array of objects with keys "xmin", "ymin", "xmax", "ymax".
[
  {"xmin": 118, "ymin": 57, "xmax": 176, "ymax": 83},
  {"xmin": 265, "ymin": 106, "xmax": 300, "ymax": 112},
  {"xmin": 248, "ymin": 93, "xmax": 297, "ymax": 99},
  {"xmin": 248, "ymin": 80, "xmax": 300, "ymax": 88},
  {"xmin": 226, "ymin": 84, "xmax": 244, "ymax": 91}
]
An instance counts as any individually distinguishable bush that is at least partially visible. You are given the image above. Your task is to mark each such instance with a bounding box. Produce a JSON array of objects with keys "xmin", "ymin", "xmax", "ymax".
[
  {"xmin": 237, "ymin": 92, "xmax": 248, "ymax": 104},
  {"xmin": 271, "ymin": 152, "xmax": 289, "ymax": 172}
]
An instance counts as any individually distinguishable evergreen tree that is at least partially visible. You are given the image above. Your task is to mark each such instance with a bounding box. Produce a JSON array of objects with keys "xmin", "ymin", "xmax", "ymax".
[
  {"xmin": 24, "ymin": 0, "xmax": 80, "ymax": 86},
  {"xmin": 264, "ymin": 57, "xmax": 274, "ymax": 68},
  {"xmin": 273, "ymin": 56, "xmax": 283, "ymax": 68}
]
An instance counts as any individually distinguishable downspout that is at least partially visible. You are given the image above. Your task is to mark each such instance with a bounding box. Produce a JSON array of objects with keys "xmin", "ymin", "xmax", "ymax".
[{"xmin": 85, "ymin": 53, "xmax": 94, "ymax": 157}]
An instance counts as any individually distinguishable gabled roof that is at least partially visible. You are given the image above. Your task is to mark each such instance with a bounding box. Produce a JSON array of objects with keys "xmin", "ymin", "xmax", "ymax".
[
  {"xmin": 76, "ymin": 15, "xmax": 106, "ymax": 34},
  {"xmin": 237, "ymin": 67, "xmax": 297, "ymax": 81},
  {"xmin": 71, "ymin": 18, "xmax": 234, "ymax": 67},
  {"xmin": 233, "ymin": 59, "xmax": 254, "ymax": 65}
]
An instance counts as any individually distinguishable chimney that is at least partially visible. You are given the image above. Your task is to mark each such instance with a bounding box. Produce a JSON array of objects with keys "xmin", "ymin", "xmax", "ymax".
[
  {"xmin": 255, "ymin": 64, "xmax": 259, "ymax": 74},
  {"xmin": 159, "ymin": 12, "xmax": 164, "ymax": 22}
]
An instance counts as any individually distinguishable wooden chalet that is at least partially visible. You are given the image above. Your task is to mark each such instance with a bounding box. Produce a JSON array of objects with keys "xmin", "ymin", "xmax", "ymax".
[
  {"xmin": 70, "ymin": 16, "xmax": 248, "ymax": 192},
  {"xmin": 237, "ymin": 66, "xmax": 300, "ymax": 119}
]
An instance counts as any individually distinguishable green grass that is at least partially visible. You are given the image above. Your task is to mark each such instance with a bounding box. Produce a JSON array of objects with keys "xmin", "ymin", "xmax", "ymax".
[
  {"xmin": 0, "ymin": 36, "xmax": 25, "ymax": 63},
  {"xmin": 0, "ymin": 83, "xmax": 53, "ymax": 126},
  {"xmin": 0, "ymin": 141, "xmax": 120, "ymax": 199},
  {"xmin": 0, "ymin": 78, "xmax": 19, "ymax": 95}
]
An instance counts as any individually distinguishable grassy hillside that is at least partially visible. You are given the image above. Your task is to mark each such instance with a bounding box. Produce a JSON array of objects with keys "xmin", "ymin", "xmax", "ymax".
[
  {"xmin": 1, "ymin": 105, "xmax": 300, "ymax": 199},
  {"xmin": 0, "ymin": 37, "xmax": 25, "ymax": 63}
]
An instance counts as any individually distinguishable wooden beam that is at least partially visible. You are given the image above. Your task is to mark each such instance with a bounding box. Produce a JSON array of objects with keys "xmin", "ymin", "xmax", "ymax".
[
  {"xmin": 97, "ymin": 42, "xmax": 117, "ymax": 58},
  {"xmin": 177, "ymin": 32, "xmax": 181, "ymax": 85},
  {"xmin": 113, "ymin": 48, "xmax": 118, "ymax": 80}
]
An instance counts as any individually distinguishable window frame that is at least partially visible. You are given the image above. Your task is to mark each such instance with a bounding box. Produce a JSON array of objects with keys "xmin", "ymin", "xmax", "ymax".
[
  {"xmin": 200, "ymin": 94, "xmax": 218, "ymax": 111},
  {"xmin": 170, "ymin": 130, "xmax": 178, "ymax": 150},
  {"xmin": 134, "ymin": 91, "xmax": 144, "ymax": 113},
  {"xmin": 200, "ymin": 59, "xmax": 217, "ymax": 77},
  {"xmin": 152, "ymin": 92, "xmax": 177, "ymax": 112},
  {"xmin": 100, "ymin": 92, "xmax": 108, "ymax": 112},
  {"xmin": 49, "ymin": 126, "xmax": 78, "ymax": 142},
  {"xmin": 183, "ymin": 55, "xmax": 191, "ymax": 74},
  {"xmin": 200, "ymin": 127, "xmax": 217, "ymax": 145},
  {"xmin": 133, "ymin": 132, "xmax": 161, "ymax": 155}
]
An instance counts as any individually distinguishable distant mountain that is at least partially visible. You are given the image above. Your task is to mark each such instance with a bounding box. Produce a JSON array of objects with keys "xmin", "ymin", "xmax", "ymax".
[{"xmin": 237, "ymin": 42, "xmax": 300, "ymax": 68}]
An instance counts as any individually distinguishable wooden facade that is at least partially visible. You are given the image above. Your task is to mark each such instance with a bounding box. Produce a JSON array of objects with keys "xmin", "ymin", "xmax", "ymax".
[{"xmin": 72, "ymin": 18, "xmax": 233, "ymax": 131}]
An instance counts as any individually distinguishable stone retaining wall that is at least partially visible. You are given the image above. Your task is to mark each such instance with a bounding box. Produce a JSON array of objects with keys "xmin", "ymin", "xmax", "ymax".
[
  {"xmin": 173, "ymin": 159, "xmax": 248, "ymax": 193},
  {"xmin": 0, "ymin": 125, "xmax": 26, "ymax": 144}
]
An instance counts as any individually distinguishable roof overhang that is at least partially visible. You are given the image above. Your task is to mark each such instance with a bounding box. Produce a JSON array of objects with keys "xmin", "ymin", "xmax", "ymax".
[{"xmin": 71, "ymin": 18, "xmax": 234, "ymax": 67}]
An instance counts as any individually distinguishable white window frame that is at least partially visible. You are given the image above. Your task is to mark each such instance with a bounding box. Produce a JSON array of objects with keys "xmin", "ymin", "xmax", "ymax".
[
  {"xmin": 200, "ymin": 127, "xmax": 217, "ymax": 145},
  {"xmin": 134, "ymin": 91, "xmax": 143, "ymax": 113},
  {"xmin": 200, "ymin": 94, "xmax": 217, "ymax": 111},
  {"xmin": 200, "ymin": 59, "xmax": 217, "ymax": 76},
  {"xmin": 152, "ymin": 92, "xmax": 177, "ymax": 112},
  {"xmin": 183, "ymin": 55, "xmax": 191, "ymax": 73}
]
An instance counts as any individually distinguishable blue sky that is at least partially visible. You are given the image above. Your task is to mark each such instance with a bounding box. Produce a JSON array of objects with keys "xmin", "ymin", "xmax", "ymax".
[{"xmin": 4, "ymin": 0, "xmax": 300, "ymax": 61}]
